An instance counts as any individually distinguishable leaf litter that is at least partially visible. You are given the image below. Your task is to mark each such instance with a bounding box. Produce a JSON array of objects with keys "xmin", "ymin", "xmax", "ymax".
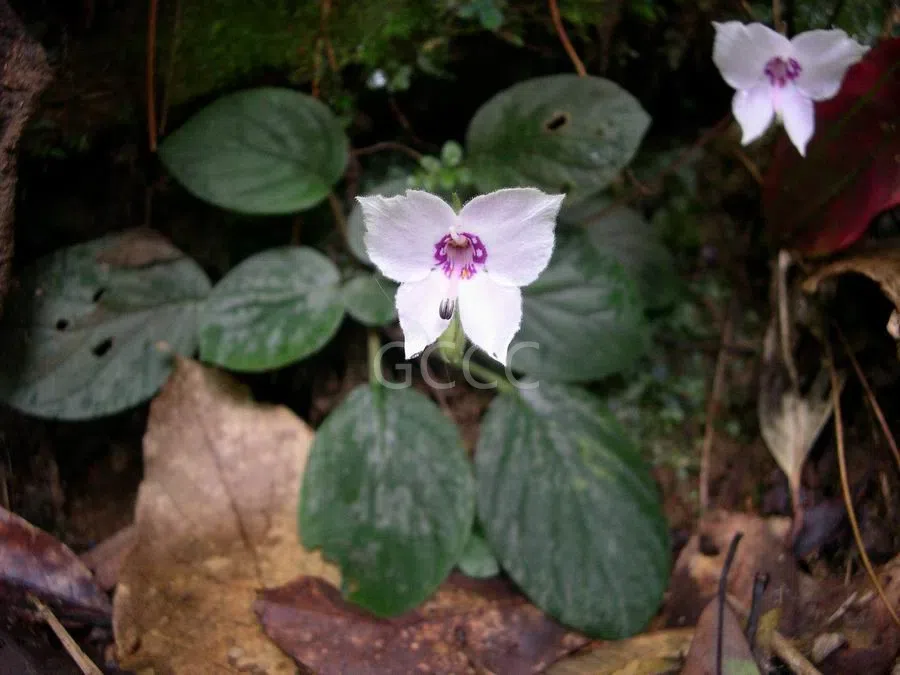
[{"xmin": 112, "ymin": 357, "xmax": 339, "ymax": 673}]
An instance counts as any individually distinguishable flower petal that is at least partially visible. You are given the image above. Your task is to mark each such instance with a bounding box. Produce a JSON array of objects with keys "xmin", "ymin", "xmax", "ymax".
[
  {"xmin": 778, "ymin": 85, "xmax": 815, "ymax": 156},
  {"xmin": 791, "ymin": 29, "xmax": 867, "ymax": 101},
  {"xmin": 713, "ymin": 21, "xmax": 791, "ymax": 91},
  {"xmin": 395, "ymin": 271, "xmax": 451, "ymax": 359},
  {"xmin": 458, "ymin": 188, "xmax": 563, "ymax": 287},
  {"xmin": 359, "ymin": 190, "xmax": 457, "ymax": 283},
  {"xmin": 458, "ymin": 274, "xmax": 522, "ymax": 365},
  {"xmin": 733, "ymin": 83, "xmax": 775, "ymax": 145}
]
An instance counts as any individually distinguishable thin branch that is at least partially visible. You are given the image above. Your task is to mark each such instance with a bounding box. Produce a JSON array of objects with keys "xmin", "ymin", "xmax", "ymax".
[
  {"xmin": 146, "ymin": 0, "xmax": 159, "ymax": 151},
  {"xmin": 827, "ymin": 0, "xmax": 847, "ymax": 26},
  {"xmin": 327, "ymin": 192, "xmax": 348, "ymax": 245},
  {"xmin": 352, "ymin": 141, "xmax": 423, "ymax": 162},
  {"xmin": 835, "ymin": 324, "xmax": 900, "ymax": 474},
  {"xmin": 548, "ymin": 0, "xmax": 587, "ymax": 76},
  {"xmin": 30, "ymin": 596, "xmax": 103, "ymax": 675},
  {"xmin": 731, "ymin": 147, "xmax": 764, "ymax": 185},
  {"xmin": 585, "ymin": 114, "xmax": 730, "ymax": 225},
  {"xmin": 158, "ymin": 0, "xmax": 181, "ymax": 137},
  {"xmin": 773, "ymin": 0, "xmax": 786, "ymax": 34},
  {"xmin": 700, "ymin": 300, "xmax": 735, "ymax": 512},
  {"xmin": 826, "ymin": 338, "xmax": 900, "ymax": 631}
]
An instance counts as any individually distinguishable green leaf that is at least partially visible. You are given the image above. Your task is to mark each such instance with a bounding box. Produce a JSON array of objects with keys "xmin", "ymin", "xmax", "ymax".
[
  {"xmin": 347, "ymin": 177, "xmax": 410, "ymax": 265},
  {"xmin": 511, "ymin": 231, "xmax": 649, "ymax": 381},
  {"xmin": 300, "ymin": 385, "xmax": 475, "ymax": 615},
  {"xmin": 458, "ymin": 532, "xmax": 499, "ymax": 578},
  {"xmin": 476, "ymin": 383, "xmax": 669, "ymax": 637},
  {"xmin": 466, "ymin": 74, "xmax": 650, "ymax": 202},
  {"xmin": 341, "ymin": 274, "xmax": 397, "ymax": 327},
  {"xmin": 0, "ymin": 231, "xmax": 210, "ymax": 420},
  {"xmin": 159, "ymin": 87, "xmax": 348, "ymax": 214},
  {"xmin": 198, "ymin": 247, "xmax": 344, "ymax": 371},
  {"xmin": 561, "ymin": 197, "xmax": 679, "ymax": 310}
]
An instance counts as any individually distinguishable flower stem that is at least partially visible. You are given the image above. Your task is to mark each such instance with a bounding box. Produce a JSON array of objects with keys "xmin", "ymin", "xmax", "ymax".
[
  {"xmin": 367, "ymin": 330, "xmax": 382, "ymax": 386},
  {"xmin": 453, "ymin": 356, "xmax": 516, "ymax": 396}
]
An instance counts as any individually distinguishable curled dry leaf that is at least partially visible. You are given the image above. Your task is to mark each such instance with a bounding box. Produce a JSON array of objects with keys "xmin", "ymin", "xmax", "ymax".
[
  {"xmin": 665, "ymin": 511, "xmax": 802, "ymax": 636},
  {"xmin": 760, "ymin": 252, "xmax": 843, "ymax": 532},
  {"xmin": 112, "ymin": 357, "xmax": 339, "ymax": 674},
  {"xmin": 255, "ymin": 573, "xmax": 589, "ymax": 675},
  {"xmin": 804, "ymin": 247, "xmax": 900, "ymax": 339},
  {"xmin": 0, "ymin": 506, "xmax": 111, "ymax": 622}
]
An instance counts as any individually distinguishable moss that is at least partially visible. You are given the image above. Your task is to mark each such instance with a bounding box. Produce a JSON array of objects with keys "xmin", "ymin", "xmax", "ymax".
[{"xmin": 162, "ymin": 0, "xmax": 447, "ymax": 105}]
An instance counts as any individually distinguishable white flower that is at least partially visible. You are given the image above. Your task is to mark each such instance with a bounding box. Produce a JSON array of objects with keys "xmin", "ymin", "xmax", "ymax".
[
  {"xmin": 358, "ymin": 188, "xmax": 564, "ymax": 365},
  {"xmin": 712, "ymin": 22, "xmax": 867, "ymax": 156}
]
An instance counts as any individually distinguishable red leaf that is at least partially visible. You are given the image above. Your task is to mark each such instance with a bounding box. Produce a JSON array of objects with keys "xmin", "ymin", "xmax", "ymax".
[
  {"xmin": 0, "ymin": 507, "xmax": 110, "ymax": 621},
  {"xmin": 255, "ymin": 574, "xmax": 588, "ymax": 675},
  {"xmin": 763, "ymin": 38, "xmax": 900, "ymax": 256}
]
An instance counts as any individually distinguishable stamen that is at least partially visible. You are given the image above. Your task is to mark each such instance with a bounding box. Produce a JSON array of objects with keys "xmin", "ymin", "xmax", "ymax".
[{"xmin": 439, "ymin": 298, "xmax": 455, "ymax": 320}]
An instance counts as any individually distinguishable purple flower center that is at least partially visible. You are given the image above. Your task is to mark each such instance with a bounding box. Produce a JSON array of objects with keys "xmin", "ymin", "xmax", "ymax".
[
  {"xmin": 433, "ymin": 232, "xmax": 488, "ymax": 280},
  {"xmin": 764, "ymin": 57, "xmax": 801, "ymax": 88}
]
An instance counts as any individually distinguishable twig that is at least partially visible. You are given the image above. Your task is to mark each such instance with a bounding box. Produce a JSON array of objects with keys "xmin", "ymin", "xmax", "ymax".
[
  {"xmin": 825, "ymin": 338, "xmax": 900, "ymax": 630},
  {"xmin": 776, "ymin": 250, "xmax": 800, "ymax": 389},
  {"xmin": 29, "ymin": 596, "xmax": 103, "ymax": 675},
  {"xmin": 728, "ymin": 593, "xmax": 823, "ymax": 675},
  {"xmin": 827, "ymin": 0, "xmax": 847, "ymax": 26},
  {"xmin": 732, "ymin": 147, "xmax": 764, "ymax": 185},
  {"xmin": 548, "ymin": 0, "xmax": 587, "ymax": 76},
  {"xmin": 883, "ymin": 3, "xmax": 900, "ymax": 42},
  {"xmin": 327, "ymin": 192, "xmax": 348, "ymax": 245},
  {"xmin": 146, "ymin": 0, "xmax": 159, "ymax": 151},
  {"xmin": 773, "ymin": 0, "xmax": 786, "ymax": 34},
  {"xmin": 352, "ymin": 141, "xmax": 423, "ymax": 162},
  {"xmin": 158, "ymin": 0, "xmax": 181, "ymax": 137},
  {"xmin": 700, "ymin": 299, "xmax": 735, "ymax": 512},
  {"xmin": 717, "ymin": 532, "xmax": 744, "ymax": 675},
  {"xmin": 771, "ymin": 631, "xmax": 824, "ymax": 675},
  {"xmin": 835, "ymin": 324, "xmax": 900, "ymax": 474},
  {"xmin": 586, "ymin": 114, "xmax": 730, "ymax": 225}
]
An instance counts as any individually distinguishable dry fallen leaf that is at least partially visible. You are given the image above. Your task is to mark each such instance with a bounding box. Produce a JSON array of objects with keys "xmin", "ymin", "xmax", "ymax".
[
  {"xmin": 803, "ymin": 248, "xmax": 900, "ymax": 319},
  {"xmin": 546, "ymin": 628, "xmax": 692, "ymax": 674},
  {"xmin": 94, "ymin": 227, "xmax": 185, "ymax": 268},
  {"xmin": 255, "ymin": 573, "xmax": 588, "ymax": 675},
  {"xmin": 0, "ymin": 506, "xmax": 111, "ymax": 622},
  {"xmin": 681, "ymin": 600, "xmax": 760, "ymax": 675},
  {"xmin": 664, "ymin": 511, "xmax": 802, "ymax": 636},
  {"xmin": 112, "ymin": 357, "xmax": 339, "ymax": 674}
]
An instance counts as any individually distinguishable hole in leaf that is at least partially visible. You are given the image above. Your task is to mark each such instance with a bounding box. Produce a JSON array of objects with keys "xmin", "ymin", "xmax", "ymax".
[
  {"xmin": 544, "ymin": 112, "xmax": 570, "ymax": 132},
  {"xmin": 91, "ymin": 337, "xmax": 113, "ymax": 357},
  {"xmin": 55, "ymin": 319, "xmax": 69, "ymax": 331},
  {"xmin": 93, "ymin": 287, "xmax": 106, "ymax": 303},
  {"xmin": 698, "ymin": 533, "xmax": 720, "ymax": 556}
]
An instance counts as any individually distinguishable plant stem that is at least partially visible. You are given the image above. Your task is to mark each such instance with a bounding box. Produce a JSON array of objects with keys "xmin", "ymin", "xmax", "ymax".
[
  {"xmin": 327, "ymin": 191, "xmax": 349, "ymax": 246},
  {"xmin": 548, "ymin": 0, "xmax": 587, "ymax": 76},
  {"xmin": 367, "ymin": 330, "xmax": 383, "ymax": 386},
  {"xmin": 458, "ymin": 357, "xmax": 516, "ymax": 395}
]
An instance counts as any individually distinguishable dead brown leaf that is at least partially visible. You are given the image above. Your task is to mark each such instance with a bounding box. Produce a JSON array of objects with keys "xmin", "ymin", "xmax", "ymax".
[
  {"xmin": 681, "ymin": 600, "xmax": 760, "ymax": 675},
  {"xmin": 664, "ymin": 511, "xmax": 802, "ymax": 635},
  {"xmin": 255, "ymin": 573, "xmax": 588, "ymax": 675},
  {"xmin": 112, "ymin": 357, "xmax": 339, "ymax": 674},
  {"xmin": 546, "ymin": 628, "xmax": 692, "ymax": 674},
  {"xmin": 79, "ymin": 525, "xmax": 136, "ymax": 592},
  {"xmin": 803, "ymin": 248, "xmax": 900, "ymax": 314},
  {"xmin": 0, "ymin": 506, "xmax": 111, "ymax": 622},
  {"xmin": 94, "ymin": 227, "xmax": 185, "ymax": 268}
]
